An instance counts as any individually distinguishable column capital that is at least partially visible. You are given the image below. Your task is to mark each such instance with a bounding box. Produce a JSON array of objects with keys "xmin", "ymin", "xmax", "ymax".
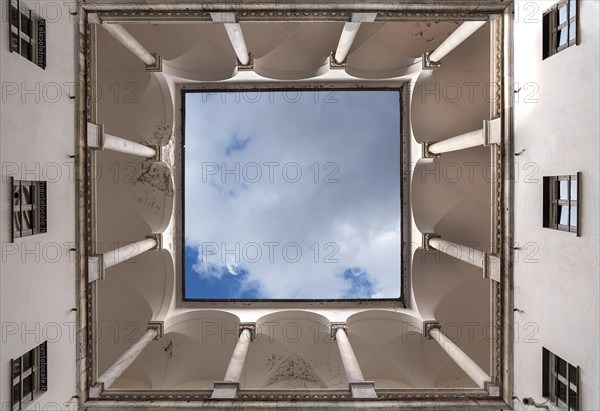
[
  {"xmin": 422, "ymin": 232, "xmax": 440, "ymax": 251},
  {"xmin": 329, "ymin": 51, "xmax": 347, "ymax": 69},
  {"xmin": 145, "ymin": 233, "xmax": 163, "ymax": 251},
  {"xmin": 422, "ymin": 320, "xmax": 441, "ymax": 339},
  {"xmin": 330, "ymin": 322, "xmax": 348, "ymax": 341},
  {"xmin": 422, "ymin": 141, "xmax": 440, "ymax": 159},
  {"xmin": 237, "ymin": 52, "xmax": 254, "ymax": 71},
  {"xmin": 422, "ymin": 50, "xmax": 441, "ymax": 70},
  {"xmin": 147, "ymin": 321, "xmax": 164, "ymax": 339},
  {"xmin": 149, "ymin": 144, "xmax": 162, "ymax": 162},
  {"xmin": 145, "ymin": 53, "xmax": 162, "ymax": 72},
  {"xmin": 88, "ymin": 254, "xmax": 105, "ymax": 282},
  {"xmin": 239, "ymin": 323, "xmax": 256, "ymax": 341}
]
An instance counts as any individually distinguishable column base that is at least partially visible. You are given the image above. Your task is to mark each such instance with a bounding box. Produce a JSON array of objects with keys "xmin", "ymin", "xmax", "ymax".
[
  {"xmin": 349, "ymin": 381, "xmax": 377, "ymax": 399},
  {"xmin": 211, "ymin": 381, "xmax": 239, "ymax": 399},
  {"xmin": 88, "ymin": 254, "xmax": 105, "ymax": 282},
  {"xmin": 89, "ymin": 382, "xmax": 104, "ymax": 399},
  {"xmin": 484, "ymin": 253, "xmax": 501, "ymax": 282},
  {"xmin": 484, "ymin": 381, "xmax": 501, "ymax": 396}
]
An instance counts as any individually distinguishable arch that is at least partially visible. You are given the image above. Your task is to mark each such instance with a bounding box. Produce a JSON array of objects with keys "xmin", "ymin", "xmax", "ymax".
[
  {"xmin": 411, "ymin": 147, "xmax": 491, "ymax": 247},
  {"xmin": 410, "ymin": 22, "xmax": 490, "ymax": 144}
]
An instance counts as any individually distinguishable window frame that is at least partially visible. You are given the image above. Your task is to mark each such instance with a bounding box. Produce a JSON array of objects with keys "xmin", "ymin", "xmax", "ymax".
[
  {"xmin": 177, "ymin": 82, "xmax": 410, "ymax": 308},
  {"xmin": 543, "ymin": 348, "xmax": 580, "ymax": 411},
  {"xmin": 543, "ymin": 0, "xmax": 578, "ymax": 59},
  {"xmin": 11, "ymin": 178, "xmax": 48, "ymax": 241},
  {"xmin": 543, "ymin": 173, "xmax": 580, "ymax": 236},
  {"xmin": 9, "ymin": 0, "xmax": 46, "ymax": 69},
  {"xmin": 11, "ymin": 342, "xmax": 48, "ymax": 411}
]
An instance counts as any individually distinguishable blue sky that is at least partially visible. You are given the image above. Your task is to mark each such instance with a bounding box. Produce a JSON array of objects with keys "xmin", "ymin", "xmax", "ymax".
[{"xmin": 184, "ymin": 90, "xmax": 401, "ymax": 299}]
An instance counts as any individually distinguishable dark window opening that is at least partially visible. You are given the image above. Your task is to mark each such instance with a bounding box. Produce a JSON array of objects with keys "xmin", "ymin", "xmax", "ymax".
[
  {"xmin": 11, "ymin": 178, "xmax": 48, "ymax": 241},
  {"xmin": 543, "ymin": 173, "xmax": 580, "ymax": 235},
  {"xmin": 9, "ymin": 0, "xmax": 46, "ymax": 69},
  {"xmin": 543, "ymin": 348, "xmax": 579, "ymax": 410},
  {"xmin": 543, "ymin": 0, "xmax": 578, "ymax": 59}
]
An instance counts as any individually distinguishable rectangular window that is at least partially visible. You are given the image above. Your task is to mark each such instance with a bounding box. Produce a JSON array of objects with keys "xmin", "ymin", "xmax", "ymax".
[
  {"xmin": 543, "ymin": 173, "xmax": 580, "ymax": 236},
  {"xmin": 11, "ymin": 178, "xmax": 48, "ymax": 241},
  {"xmin": 543, "ymin": 348, "xmax": 579, "ymax": 410},
  {"xmin": 9, "ymin": 0, "xmax": 46, "ymax": 69},
  {"xmin": 11, "ymin": 342, "xmax": 47, "ymax": 411},
  {"xmin": 183, "ymin": 90, "xmax": 402, "ymax": 301},
  {"xmin": 543, "ymin": 0, "xmax": 578, "ymax": 59}
]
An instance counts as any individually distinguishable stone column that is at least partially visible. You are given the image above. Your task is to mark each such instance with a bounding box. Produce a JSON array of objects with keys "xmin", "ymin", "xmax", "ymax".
[
  {"xmin": 88, "ymin": 234, "xmax": 161, "ymax": 282},
  {"xmin": 424, "ymin": 322, "xmax": 490, "ymax": 388},
  {"xmin": 423, "ymin": 233, "xmax": 501, "ymax": 282},
  {"xmin": 211, "ymin": 324, "xmax": 256, "ymax": 399},
  {"xmin": 89, "ymin": 15, "xmax": 161, "ymax": 71},
  {"xmin": 332, "ymin": 13, "xmax": 378, "ymax": 66},
  {"xmin": 331, "ymin": 323, "xmax": 377, "ymax": 399},
  {"xmin": 89, "ymin": 322, "xmax": 163, "ymax": 398},
  {"xmin": 423, "ymin": 21, "xmax": 486, "ymax": 68},
  {"xmin": 210, "ymin": 13, "xmax": 252, "ymax": 68},
  {"xmin": 423, "ymin": 119, "xmax": 501, "ymax": 157},
  {"xmin": 88, "ymin": 123, "xmax": 158, "ymax": 160}
]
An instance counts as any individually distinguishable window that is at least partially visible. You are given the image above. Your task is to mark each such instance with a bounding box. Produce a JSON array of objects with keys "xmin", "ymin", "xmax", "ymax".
[
  {"xmin": 543, "ymin": 348, "xmax": 579, "ymax": 410},
  {"xmin": 9, "ymin": 0, "xmax": 46, "ymax": 68},
  {"xmin": 543, "ymin": 0, "xmax": 578, "ymax": 59},
  {"xmin": 11, "ymin": 178, "xmax": 48, "ymax": 241},
  {"xmin": 11, "ymin": 342, "xmax": 47, "ymax": 411},
  {"xmin": 543, "ymin": 173, "xmax": 580, "ymax": 236}
]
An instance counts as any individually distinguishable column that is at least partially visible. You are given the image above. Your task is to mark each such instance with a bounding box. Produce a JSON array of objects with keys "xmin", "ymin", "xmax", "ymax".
[
  {"xmin": 427, "ymin": 129, "xmax": 484, "ymax": 155},
  {"xmin": 89, "ymin": 14, "xmax": 161, "ymax": 71},
  {"xmin": 423, "ymin": 233, "xmax": 501, "ymax": 282},
  {"xmin": 423, "ymin": 119, "xmax": 501, "ymax": 157},
  {"xmin": 423, "ymin": 21, "xmax": 486, "ymax": 68},
  {"xmin": 331, "ymin": 323, "xmax": 377, "ymax": 399},
  {"xmin": 331, "ymin": 13, "xmax": 378, "ymax": 66},
  {"xmin": 88, "ymin": 123, "xmax": 158, "ymax": 159},
  {"xmin": 89, "ymin": 322, "xmax": 163, "ymax": 398},
  {"xmin": 425, "ymin": 323, "xmax": 490, "ymax": 388},
  {"xmin": 211, "ymin": 324, "xmax": 255, "ymax": 399},
  {"xmin": 88, "ymin": 235, "xmax": 161, "ymax": 282},
  {"xmin": 211, "ymin": 13, "xmax": 251, "ymax": 68}
]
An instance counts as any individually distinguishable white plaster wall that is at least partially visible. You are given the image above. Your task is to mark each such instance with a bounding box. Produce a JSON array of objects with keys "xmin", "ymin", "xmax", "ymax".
[
  {"xmin": 0, "ymin": 1, "xmax": 78, "ymax": 409},
  {"xmin": 513, "ymin": 1, "xmax": 599, "ymax": 409}
]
